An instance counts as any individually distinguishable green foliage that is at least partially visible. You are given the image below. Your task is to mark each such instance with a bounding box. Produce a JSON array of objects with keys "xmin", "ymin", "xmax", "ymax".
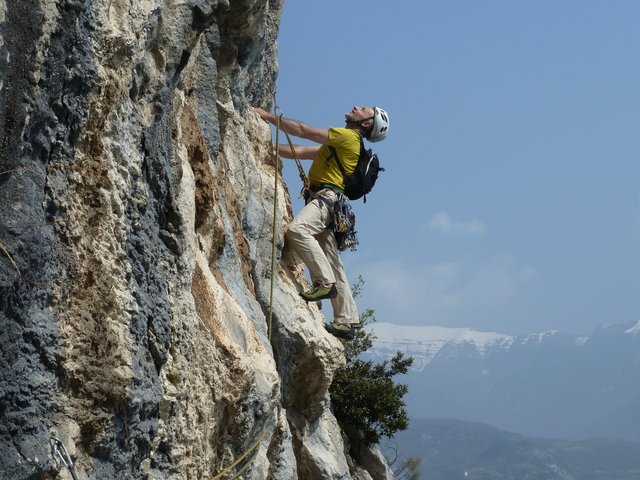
[{"xmin": 329, "ymin": 277, "xmax": 414, "ymax": 445}]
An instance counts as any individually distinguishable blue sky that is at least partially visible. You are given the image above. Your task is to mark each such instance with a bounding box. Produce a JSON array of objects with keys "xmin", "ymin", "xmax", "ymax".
[{"xmin": 270, "ymin": 1, "xmax": 640, "ymax": 336}]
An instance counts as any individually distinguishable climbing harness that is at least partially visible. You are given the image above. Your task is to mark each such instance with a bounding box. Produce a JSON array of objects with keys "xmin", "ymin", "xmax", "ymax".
[
  {"xmin": 50, "ymin": 428, "xmax": 79, "ymax": 480},
  {"xmin": 208, "ymin": 426, "xmax": 266, "ymax": 480},
  {"xmin": 304, "ymin": 188, "xmax": 358, "ymax": 252}
]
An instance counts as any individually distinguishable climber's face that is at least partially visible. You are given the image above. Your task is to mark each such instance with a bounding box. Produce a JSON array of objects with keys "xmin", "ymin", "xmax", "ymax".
[{"xmin": 345, "ymin": 106, "xmax": 375, "ymax": 124}]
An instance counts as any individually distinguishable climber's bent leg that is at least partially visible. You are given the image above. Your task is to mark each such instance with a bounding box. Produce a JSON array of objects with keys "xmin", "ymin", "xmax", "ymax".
[
  {"xmin": 316, "ymin": 227, "xmax": 360, "ymax": 326},
  {"xmin": 286, "ymin": 196, "xmax": 335, "ymax": 286}
]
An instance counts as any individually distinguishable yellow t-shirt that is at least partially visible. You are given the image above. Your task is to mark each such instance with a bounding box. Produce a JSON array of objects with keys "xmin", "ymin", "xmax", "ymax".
[{"xmin": 308, "ymin": 127, "xmax": 362, "ymax": 190}]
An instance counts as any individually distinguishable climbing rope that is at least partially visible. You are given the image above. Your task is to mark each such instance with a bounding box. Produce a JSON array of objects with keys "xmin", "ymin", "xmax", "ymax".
[
  {"xmin": 280, "ymin": 119, "xmax": 310, "ymax": 197},
  {"xmin": 267, "ymin": 111, "xmax": 281, "ymax": 340},
  {"xmin": 263, "ymin": 57, "xmax": 309, "ymax": 196},
  {"xmin": 264, "ymin": 56, "xmax": 313, "ymax": 340},
  {"xmin": 208, "ymin": 426, "xmax": 266, "ymax": 480},
  {"xmin": 224, "ymin": 446, "xmax": 261, "ymax": 480}
]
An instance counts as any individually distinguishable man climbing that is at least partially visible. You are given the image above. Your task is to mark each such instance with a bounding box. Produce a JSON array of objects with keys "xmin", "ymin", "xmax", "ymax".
[{"xmin": 254, "ymin": 105, "xmax": 390, "ymax": 340}]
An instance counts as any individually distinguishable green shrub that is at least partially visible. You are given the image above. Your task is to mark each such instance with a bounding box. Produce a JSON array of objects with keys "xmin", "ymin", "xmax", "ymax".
[{"xmin": 329, "ymin": 277, "xmax": 413, "ymax": 445}]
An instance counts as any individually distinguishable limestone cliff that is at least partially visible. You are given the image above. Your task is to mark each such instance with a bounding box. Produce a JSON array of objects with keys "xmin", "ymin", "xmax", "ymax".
[{"xmin": 0, "ymin": 0, "xmax": 393, "ymax": 479}]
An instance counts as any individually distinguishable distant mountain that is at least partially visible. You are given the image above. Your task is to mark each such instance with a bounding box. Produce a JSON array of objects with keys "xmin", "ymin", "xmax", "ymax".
[
  {"xmin": 366, "ymin": 320, "xmax": 640, "ymax": 442},
  {"xmin": 386, "ymin": 418, "xmax": 640, "ymax": 480}
]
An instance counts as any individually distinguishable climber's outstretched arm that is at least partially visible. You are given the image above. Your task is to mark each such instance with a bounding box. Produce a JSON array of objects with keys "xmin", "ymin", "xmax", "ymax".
[
  {"xmin": 254, "ymin": 108, "xmax": 329, "ymax": 146},
  {"xmin": 277, "ymin": 144, "xmax": 319, "ymax": 160}
]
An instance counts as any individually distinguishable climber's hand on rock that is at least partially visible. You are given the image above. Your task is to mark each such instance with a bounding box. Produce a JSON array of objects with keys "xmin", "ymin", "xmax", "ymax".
[{"xmin": 254, "ymin": 107, "xmax": 271, "ymax": 121}]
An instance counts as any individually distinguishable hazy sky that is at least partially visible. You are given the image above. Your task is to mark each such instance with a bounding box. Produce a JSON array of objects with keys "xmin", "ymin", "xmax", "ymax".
[{"xmin": 270, "ymin": 1, "xmax": 640, "ymax": 336}]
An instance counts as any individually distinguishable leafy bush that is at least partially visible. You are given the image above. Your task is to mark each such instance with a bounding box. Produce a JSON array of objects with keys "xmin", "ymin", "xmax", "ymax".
[{"xmin": 329, "ymin": 277, "xmax": 413, "ymax": 445}]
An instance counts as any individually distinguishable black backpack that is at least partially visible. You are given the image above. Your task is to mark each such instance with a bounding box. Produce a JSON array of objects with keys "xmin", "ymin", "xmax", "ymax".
[{"xmin": 328, "ymin": 141, "xmax": 384, "ymax": 202}]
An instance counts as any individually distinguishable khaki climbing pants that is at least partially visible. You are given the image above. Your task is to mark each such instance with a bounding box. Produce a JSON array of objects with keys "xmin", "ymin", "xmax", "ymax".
[{"xmin": 286, "ymin": 188, "xmax": 360, "ymax": 325}]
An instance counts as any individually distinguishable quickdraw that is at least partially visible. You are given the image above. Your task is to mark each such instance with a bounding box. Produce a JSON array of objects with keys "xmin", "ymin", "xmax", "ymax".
[
  {"xmin": 50, "ymin": 428, "xmax": 79, "ymax": 480},
  {"xmin": 333, "ymin": 194, "xmax": 358, "ymax": 252},
  {"xmin": 304, "ymin": 189, "xmax": 358, "ymax": 252}
]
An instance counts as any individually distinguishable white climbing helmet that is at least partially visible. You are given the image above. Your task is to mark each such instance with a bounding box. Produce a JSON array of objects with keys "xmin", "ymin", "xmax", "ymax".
[{"xmin": 366, "ymin": 107, "xmax": 389, "ymax": 143}]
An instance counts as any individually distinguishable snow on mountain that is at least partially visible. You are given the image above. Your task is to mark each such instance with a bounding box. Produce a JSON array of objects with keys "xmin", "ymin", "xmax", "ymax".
[
  {"xmin": 366, "ymin": 322, "xmax": 515, "ymax": 371},
  {"xmin": 365, "ymin": 319, "xmax": 640, "ymax": 443},
  {"xmin": 366, "ymin": 323, "xmax": 598, "ymax": 371},
  {"xmin": 625, "ymin": 319, "xmax": 640, "ymax": 334}
]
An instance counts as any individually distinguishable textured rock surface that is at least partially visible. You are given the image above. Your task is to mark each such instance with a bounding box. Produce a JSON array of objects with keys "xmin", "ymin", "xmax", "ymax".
[{"xmin": 0, "ymin": 0, "xmax": 392, "ymax": 478}]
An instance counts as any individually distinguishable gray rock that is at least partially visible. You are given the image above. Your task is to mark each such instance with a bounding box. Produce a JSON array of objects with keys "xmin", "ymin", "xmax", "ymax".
[{"xmin": 0, "ymin": 1, "xmax": 391, "ymax": 479}]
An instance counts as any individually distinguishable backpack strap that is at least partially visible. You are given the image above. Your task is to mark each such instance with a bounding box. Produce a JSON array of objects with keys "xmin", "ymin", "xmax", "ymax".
[
  {"xmin": 327, "ymin": 146, "xmax": 347, "ymax": 178},
  {"xmin": 328, "ymin": 138, "xmax": 363, "ymax": 178}
]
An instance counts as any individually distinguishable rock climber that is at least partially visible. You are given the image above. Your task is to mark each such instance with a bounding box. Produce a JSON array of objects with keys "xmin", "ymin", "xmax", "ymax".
[{"xmin": 254, "ymin": 105, "xmax": 390, "ymax": 340}]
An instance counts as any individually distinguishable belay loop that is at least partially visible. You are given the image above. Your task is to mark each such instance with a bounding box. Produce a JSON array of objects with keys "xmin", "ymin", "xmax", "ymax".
[{"xmin": 333, "ymin": 194, "xmax": 358, "ymax": 252}]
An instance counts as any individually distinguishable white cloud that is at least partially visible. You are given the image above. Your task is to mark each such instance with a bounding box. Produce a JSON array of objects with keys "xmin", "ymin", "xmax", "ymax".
[
  {"xmin": 426, "ymin": 211, "xmax": 487, "ymax": 236},
  {"xmin": 355, "ymin": 255, "xmax": 539, "ymax": 331}
]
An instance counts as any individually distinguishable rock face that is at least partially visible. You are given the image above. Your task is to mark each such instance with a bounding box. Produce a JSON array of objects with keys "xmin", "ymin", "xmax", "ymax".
[{"xmin": 0, "ymin": 1, "xmax": 392, "ymax": 479}]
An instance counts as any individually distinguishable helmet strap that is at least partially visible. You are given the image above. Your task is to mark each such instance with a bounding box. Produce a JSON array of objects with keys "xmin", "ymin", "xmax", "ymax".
[{"xmin": 345, "ymin": 116, "xmax": 374, "ymax": 136}]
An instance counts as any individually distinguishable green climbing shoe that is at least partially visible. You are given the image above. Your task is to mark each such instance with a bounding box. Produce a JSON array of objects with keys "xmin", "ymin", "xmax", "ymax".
[
  {"xmin": 299, "ymin": 284, "xmax": 338, "ymax": 302},
  {"xmin": 325, "ymin": 322, "xmax": 355, "ymax": 340}
]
